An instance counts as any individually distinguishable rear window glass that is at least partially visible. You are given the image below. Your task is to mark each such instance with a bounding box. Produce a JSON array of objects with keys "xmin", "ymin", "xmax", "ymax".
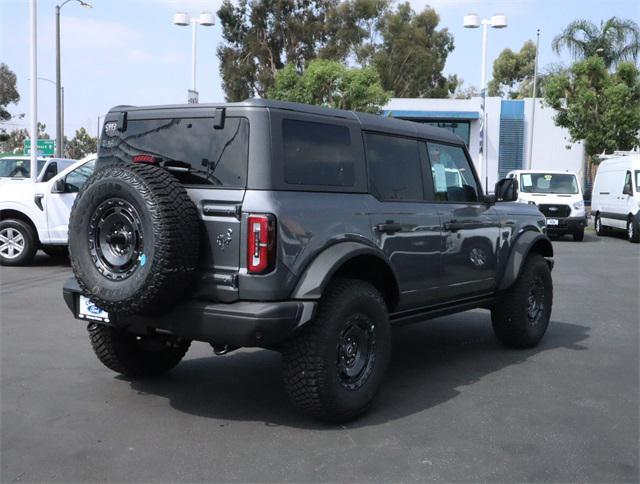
[
  {"xmin": 365, "ymin": 133, "xmax": 423, "ymax": 201},
  {"xmin": 282, "ymin": 119, "xmax": 355, "ymax": 187},
  {"xmin": 99, "ymin": 117, "xmax": 248, "ymax": 187}
]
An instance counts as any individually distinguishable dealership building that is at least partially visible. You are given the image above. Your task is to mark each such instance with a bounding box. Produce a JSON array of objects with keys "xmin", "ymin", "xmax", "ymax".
[{"xmin": 383, "ymin": 97, "xmax": 586, "ymax": 190}]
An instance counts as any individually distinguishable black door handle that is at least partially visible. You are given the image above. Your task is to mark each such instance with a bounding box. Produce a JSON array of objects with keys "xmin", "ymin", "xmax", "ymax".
[
  {"xmin": 375, "ymin": 221, "xmax": 402, "ymax": 234},
  {"xmin": 444, "ymin": 220, "xmax": 466, "ymax": 232}
]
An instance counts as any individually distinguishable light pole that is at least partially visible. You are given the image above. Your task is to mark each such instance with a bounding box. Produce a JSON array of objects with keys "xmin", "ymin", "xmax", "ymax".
[
  {"xmin": 527, "ymin": 29, "xmax": 540, "ymax": 170},
  {"xmin": 464, "ymin": 13, "xmax": 507, "ymax": 192},
  {"xmin": 29, "ymin": 0, "xmax": 37, "ymax": 180},
  {"xmin": 28, "ymin": 78, "xmax": 64, "ymax": 147},
  {"xmin": 173, "ymin": 11, "xmax": 215, "ymax": 103},
  {"xmin": 55, "ymin": 0, "xmax": 92, "ymax": 158}
]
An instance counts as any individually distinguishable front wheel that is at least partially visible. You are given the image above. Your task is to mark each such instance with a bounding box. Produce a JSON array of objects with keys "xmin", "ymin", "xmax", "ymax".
[
  {"xmin": 572, "ymin": 228, "xmax": 585, "ymax": 241},
  {"xmin": 0, "ymin": 219, "xmax": 38, "ymax": 266},
  {"xmin": 595, "ymin": 213, "xmax": 607, "ymax": 236},
  {"xmin": 282, "ymin": 278, "xmax": 391, "ymax": 423},
  {"xmin": 88, "ymin": 323, "xmax": 190, "ymax": 378},
  {"xmin": 491, "ymin": 253, "xmax": 553, "ymax": 349},
  {"xmin": 627, "ymin": 217, "xmax": 640, "ymax": 243}
]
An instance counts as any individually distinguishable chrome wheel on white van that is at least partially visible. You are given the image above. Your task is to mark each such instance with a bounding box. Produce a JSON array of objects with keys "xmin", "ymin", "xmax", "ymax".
[
  {"xmin": 595, "ymin": 214, "xmax": 606, "ymax": 237},
  {"xmin": 628, "ymin": 217, "xmax": 640, "ymax": 243}
]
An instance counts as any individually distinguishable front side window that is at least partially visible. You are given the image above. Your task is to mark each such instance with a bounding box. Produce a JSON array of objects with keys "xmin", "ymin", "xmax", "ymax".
[
  {"xmin": 635, "ymin": 170, "xmax": 640, "ymax": 192},
  {"xmin": 100, "ymin": 117, "xmax": 249, "ymax": 187},
  {"xmin": 623, "ymin": 170, "xmax": 633, "ymax": 194},
  {"xmin": 426, "ymin": 142, "xmax": 479, "ymax": 202},
  {"xmin": 520, "ymin": 173, "xmax": 579, "ymax": 194},
  {"xmin": 365, "ymin": 133, "xmax": 423, "ymax": 201},
  {"xmin": 282, "ymin": 119, "xmax": 355, "ymax": 187},
  {"xmin": 65, "ymin": 160, "xmax": 96, "ymax": 193}
]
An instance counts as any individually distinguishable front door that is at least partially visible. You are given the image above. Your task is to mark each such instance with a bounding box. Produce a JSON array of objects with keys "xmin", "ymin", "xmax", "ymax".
[
  {"xmin": 425, "ymin": 141, "xmax": 499, "ymax": 300},
  {"xmin": 46, "ymin": 160, "xmax": 96, "ymax": 243},
  {"xmin": 365, "ymin": 132, "xmax": 441, "ymax": 309}
]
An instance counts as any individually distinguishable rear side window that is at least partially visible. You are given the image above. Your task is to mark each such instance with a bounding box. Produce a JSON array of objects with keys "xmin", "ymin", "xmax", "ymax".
[
  {"xmin": 282, "ymin": 119, "xmax": 355, "ymax": 187},
  {"xmin": 365, "ymin": 133, "xmax": 423, "ymax": 201},
  {"xmin": 99, "ymin": 117, "xmax": 249, "ymax": 187},
  {"xmin": 426, "ymin": 142, "xmax": 479, "ymax": 202}
]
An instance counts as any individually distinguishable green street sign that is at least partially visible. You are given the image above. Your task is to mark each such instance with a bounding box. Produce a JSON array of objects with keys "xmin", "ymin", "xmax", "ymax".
[{"xmin": 23, "ymin": 139, "xmax": 56, "ymax": 156}]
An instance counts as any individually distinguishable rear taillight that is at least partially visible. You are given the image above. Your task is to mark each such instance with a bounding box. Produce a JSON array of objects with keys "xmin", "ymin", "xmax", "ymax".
[
  {"xmin": 247, "ymin": 214, "xmax": 276, "ymax": 274},
  {"xmin": 132, "ymin": 154, "xmax": 159, "ymax": 164}
]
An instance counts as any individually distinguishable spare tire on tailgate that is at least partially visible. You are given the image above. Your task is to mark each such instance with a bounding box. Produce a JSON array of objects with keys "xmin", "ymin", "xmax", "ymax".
[{"xmin": 68, "ymin": 163, "xmax": 200, "ymax": 315}]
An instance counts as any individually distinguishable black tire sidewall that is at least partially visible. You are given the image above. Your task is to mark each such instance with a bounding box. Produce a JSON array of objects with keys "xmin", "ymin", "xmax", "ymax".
[
  {"xmin": 628, "ymin": 217, "xmax": 640, "ymax": 243},
  {"xmin": 69, "ymin": 174, "xmax": 156, "ymax": 304},
  {"xmin": 0, "ymin": 219, "xmax": 37, "ymax": 266},
  {"xmin": 320, "ymin": 287, "xmax": 391, "ymax": 416}
]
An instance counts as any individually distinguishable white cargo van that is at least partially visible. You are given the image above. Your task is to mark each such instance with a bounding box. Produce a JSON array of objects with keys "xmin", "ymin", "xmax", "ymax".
[
  {"xmin": 507, "ymin": 170, "xmax": 587, "ymax": 241},
  {"xmin": 592, "ymin": 153, "xmax": 640, "ymax": 243}
]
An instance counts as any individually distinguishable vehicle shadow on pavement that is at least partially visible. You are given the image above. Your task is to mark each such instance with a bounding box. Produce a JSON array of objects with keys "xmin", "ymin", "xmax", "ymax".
[
  {"xmin": 125, "ymin": 312, "xmax": 590, "ymax": 430},
  {"xmin": 27, "ymin": 252, "xmax": 70, "ymax": 267}
]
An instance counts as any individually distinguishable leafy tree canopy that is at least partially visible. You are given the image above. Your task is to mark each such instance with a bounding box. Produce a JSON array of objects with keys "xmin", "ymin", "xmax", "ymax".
[
  {"xmin": 552, "ymin": 17, "xmax": 640, "ymax": 68},
  {"xmin": 543, "ymin": 56, "xmax": 640, "ymax": 158},
  {"xmin": 0, "ymin": 63, "xmax": 20, "ymax": 122},
  {"xmin": 269, "ymin": 59, "xmax": 390, "ymax": 113},
  {"xmin": 488, "ymin": 40, "xmax": 537, "ymax": 98},
  {"xmin": 64, "ymin": 128, "xmax": 97, "ymax": 159},
  {"xmin": 216, "ymin": 0, "xmax": 457, "ymax": 101},
  {"xmin": 1, "ymin": 123, "xmax": 50, "ymax": 153}
]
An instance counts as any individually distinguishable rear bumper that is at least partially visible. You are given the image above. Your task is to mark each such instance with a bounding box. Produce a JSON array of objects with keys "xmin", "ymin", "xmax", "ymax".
[
  {"xmin": 546, "ymin": 216, "xmax": 588, "ymax": 233},
  {"xmin": 63, "ymin": 278, "xmax": 315, "ymax": 348}
]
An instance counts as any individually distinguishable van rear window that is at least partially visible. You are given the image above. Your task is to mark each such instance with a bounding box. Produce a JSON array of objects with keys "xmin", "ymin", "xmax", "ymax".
[
  {"xmin": 282, "ymin": 119, "xmax": 355, "ymax": 187},
  {"xmin": 99, "ymin": 117, "xmax": 248, "ymax": 187}
]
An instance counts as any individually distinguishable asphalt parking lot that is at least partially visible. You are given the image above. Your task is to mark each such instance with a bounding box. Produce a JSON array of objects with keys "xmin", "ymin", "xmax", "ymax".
[{"xmin": 1, "ymin": 229, "xmax": 638, "ymax": 483}]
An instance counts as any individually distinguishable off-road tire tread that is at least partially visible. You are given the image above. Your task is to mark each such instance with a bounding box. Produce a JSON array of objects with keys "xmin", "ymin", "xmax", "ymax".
[
  {"xmin": 282, "ymin": 278, "xmax": 389, "ymax": 422},
  {"xmin": 491, "ymin": 253, "xmax": 553, "ymax": 349},
  {"xmin": 69, "ymin": 164, "xmax": 200, "ymax": 314},
  {"xmin": 88, "ymin": 323, "xmax": 190, "ymax": 378}
]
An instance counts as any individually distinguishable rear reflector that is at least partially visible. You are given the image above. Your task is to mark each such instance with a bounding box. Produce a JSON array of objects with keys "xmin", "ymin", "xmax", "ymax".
[
  {"xmin": 247, "ymin": 214, "xmax": 276, "ymax": 274},
  {"xmin": 132, "ymin": 154, "xmax": 159, "ymax": 164}
]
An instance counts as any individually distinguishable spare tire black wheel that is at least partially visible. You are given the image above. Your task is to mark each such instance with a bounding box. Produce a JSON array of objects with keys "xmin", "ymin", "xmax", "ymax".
[{"xmin": 68, "ymin": 163, "xmax": 200, "ymax": 315}]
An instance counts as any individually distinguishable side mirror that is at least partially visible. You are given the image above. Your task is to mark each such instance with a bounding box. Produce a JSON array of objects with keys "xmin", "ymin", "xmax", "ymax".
[
  {"xmin": 494, "ymin": 177, "xmax": 519, "ymax": 202},
  {"xmin": 51, "ymin": 178, "xmax": 66, "ymax": 194}
]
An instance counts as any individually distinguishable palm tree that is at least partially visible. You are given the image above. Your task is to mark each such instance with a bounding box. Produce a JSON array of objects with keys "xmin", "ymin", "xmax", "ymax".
[{"xmin": 552, "ymin": 17, "xmax": 640, "ymax": 68}]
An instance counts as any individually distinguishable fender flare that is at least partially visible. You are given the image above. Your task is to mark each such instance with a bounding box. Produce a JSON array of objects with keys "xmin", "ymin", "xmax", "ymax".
[
  {"xmin": 497, "ymin": 230, "xmax": 553, "ymax": 291},
  {"xmin": 291, "ymin": 241, "xmax": 399, "ymax": 301}
]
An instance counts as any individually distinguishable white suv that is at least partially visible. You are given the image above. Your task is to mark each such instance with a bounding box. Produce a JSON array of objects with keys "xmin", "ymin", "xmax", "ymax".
[
  {"xmin": 0, "ymin": 154, "xmax": 96, "ymax": 266},
  {"xmin": 508, "ymin": 170, "xmax": 587, "ymax": 241}
]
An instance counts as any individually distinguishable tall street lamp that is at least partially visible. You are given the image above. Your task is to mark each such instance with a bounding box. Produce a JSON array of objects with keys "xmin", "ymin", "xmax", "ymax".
[
  {"xmin": 463, "ymin": 13, "xmax": 507, "ymax": 192},
  {"xmin": 28, "ymin": 77, "xmax": 64, "ymax": 154},
  {"xmin": 173, "ymin": 11, "xmax": 215, "ymax": 103},
  {"xmin": 55, "ymin": 0, "xmax": 92, "ymax": 158}
]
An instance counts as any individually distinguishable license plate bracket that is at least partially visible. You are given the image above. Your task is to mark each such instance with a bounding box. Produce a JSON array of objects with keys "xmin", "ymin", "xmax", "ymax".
[{"xmin": 77, "ymin": 295, "xmax": 110, "ymax": 322}]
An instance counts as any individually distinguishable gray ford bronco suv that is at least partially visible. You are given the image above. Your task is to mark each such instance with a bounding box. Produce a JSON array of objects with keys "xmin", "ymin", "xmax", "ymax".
[{"xmin": 63, "ymin": 99, "xmax": 553, "ymax": 422}]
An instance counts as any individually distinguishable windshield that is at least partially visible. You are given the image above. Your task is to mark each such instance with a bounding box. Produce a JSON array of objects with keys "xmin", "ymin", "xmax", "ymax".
[
  {"xmin": 0, "ymin": 158, "xmax": 46, "ymax": 178},
  {"xmin": 519, "ymin": 173, "xmax": 579, "ymax": 194}
]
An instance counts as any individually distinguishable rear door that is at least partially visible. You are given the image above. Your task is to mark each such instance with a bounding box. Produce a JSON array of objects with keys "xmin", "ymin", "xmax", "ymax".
[
  {"xmin": 98, "ymin": 114, "xmax": 250, "ymax": 302},
  {"xmin": 424, "ymin": 141, "xmax": 499, "ymax": 301},
  {"xmin": 365, "ymin": 132, "xmax": 441, "ymax": 309}
]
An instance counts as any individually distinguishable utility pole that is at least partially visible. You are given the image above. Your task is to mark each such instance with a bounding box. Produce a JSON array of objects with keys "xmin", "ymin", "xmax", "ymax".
[
  {"xmin": 55, "ymin": 4, "xmax": 62, "ymax": 157},
  {"xmin": 528, "ymin": 29, "xmax": 540, "ymax": 170},
  {"xmin": 30, "ymin": 0, "xmax": 38, "ymax": 179}
]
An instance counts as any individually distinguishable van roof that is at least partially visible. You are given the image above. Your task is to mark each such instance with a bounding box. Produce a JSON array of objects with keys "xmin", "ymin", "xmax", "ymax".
[
  {"xmin": 106, "ymin": 99, "xmax": 462, "ymax": 145},
  {"xmin": 597, "ymin": 154, "xmax": 640, "ymax": 170}
]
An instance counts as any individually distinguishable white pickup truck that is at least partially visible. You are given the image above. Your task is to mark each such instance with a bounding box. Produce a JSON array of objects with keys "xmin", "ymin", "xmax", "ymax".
[{"xmin": 0, "ymin": 154, "xmax": 97, "ymax": 266}]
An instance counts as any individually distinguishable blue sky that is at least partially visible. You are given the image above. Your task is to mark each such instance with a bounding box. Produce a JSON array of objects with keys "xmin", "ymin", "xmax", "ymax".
[{"xmin": 1, "ymin": 0, "xmax": 638, "ymax": 139}]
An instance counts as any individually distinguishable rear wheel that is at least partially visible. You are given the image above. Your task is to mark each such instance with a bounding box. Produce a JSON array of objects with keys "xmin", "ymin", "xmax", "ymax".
[
  {"xmin": 491, "ymin": 253, "xmax": 553, "ymax": 349},
  {"xmin": 0, "ymin": 219, "xmax": 37, "ymax": 266},
  {"xmin": 627, "ymin": 216, "xmax": 640, "ymax": 243},
  {"xmin": 282, "ymin": 278, "xmax": 391, "ymax": 423},
  {"xmin": 572, "ymin": 228, "xmax": 585, "ymax": 241},
  {"xmin": 88, "ymin": 323, "xmax": 190, "ymax": 378}
]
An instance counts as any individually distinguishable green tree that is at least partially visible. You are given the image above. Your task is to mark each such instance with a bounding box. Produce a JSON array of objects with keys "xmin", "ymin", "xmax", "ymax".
[
  {"xmin": 552, "ymin": 17, "xmax": 640, "ymax": 68},
  {"xmin": 269, "ymin": 59, "xmax": 390, "ymax": 113},
  {"xmin": 2, "ymin": 123, "xmax": 50, "ymax": 153},
  {"xmin": 373, "ymin": 2, "xmax": 457, "ymax": 97},
  {"xmin": 216, "ymin": 0, "xmax": 456, "ymax": 101},
  {"xmin": 0, "ymin": 63, "xmax": 20, "ymax": 122},
  {"xmin": 488, "ymin": 40, "xmax": 537, "ymax": 98},
  {"xmin": 64, "ymin": 127, "xmax": 97, "ymax": 159},
  {"xmin": 543, "ymin": 57, "xmax": 640, "ymax": 162}
]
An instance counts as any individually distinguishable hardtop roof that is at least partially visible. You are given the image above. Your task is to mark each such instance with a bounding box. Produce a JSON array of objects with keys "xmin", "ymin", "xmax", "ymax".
[{"xmin": 107, "ymin": 99, "xmax": 462, "ymax": 144}]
